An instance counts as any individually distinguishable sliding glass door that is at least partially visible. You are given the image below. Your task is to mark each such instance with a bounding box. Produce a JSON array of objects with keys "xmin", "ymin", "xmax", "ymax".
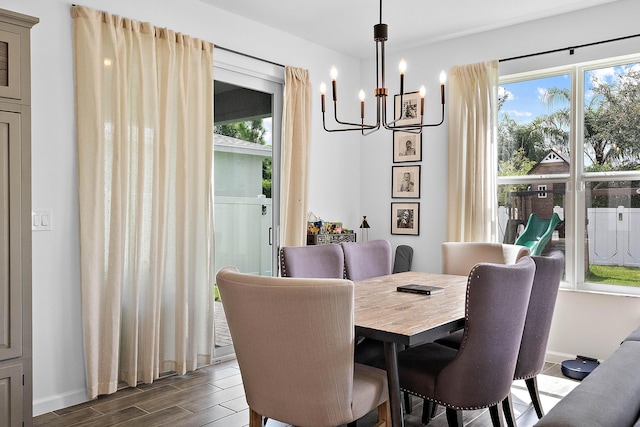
[{"xmin": 212, "ymin": 61, "xmax": 282, "ymax": 357}]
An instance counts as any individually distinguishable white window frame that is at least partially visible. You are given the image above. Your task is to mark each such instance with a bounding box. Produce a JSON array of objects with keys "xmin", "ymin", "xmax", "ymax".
[{"xmin": 498, "ymin": 53, "xmax": 640, "ymax": 296}]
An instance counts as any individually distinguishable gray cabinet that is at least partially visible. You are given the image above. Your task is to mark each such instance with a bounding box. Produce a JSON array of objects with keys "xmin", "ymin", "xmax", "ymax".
[{"xmin": 0, "ymin": 8, "xmax": 38, "ymax": 427}]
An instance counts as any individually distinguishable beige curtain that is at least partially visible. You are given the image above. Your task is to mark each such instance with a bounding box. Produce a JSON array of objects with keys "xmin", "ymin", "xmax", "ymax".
[
  {"xmin": 72, "ymin": 6, "xmax": 214, "ymax": 399},
  {"xmin": 446, "ymin": 60, "xmax": 499, "ymax": 242},
  {"xmin": 281, "ymin": 67, "xmax": 311, "ymax": 246}
]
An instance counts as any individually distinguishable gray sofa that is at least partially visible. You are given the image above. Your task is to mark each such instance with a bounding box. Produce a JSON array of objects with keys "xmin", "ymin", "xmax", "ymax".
[{"xmin": 535, "ymin": 325, "xmax": 640, "ymax": 426}]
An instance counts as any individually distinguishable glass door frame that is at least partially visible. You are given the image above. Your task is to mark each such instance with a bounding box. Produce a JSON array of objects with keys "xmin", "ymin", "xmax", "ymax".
[{"xmin": 212, "ymin": 51, "xmax": 283, "ymax": 359}]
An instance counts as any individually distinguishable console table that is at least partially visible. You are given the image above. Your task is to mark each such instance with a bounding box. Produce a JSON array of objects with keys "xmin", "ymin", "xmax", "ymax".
[{"xmin": 307, "ymin": 233, "xmax": 356, "ymax": 245}]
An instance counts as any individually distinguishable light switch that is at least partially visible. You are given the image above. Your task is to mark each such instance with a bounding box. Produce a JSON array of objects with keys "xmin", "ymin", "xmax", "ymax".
[{"xmin": 32, "ymin": 209, "xmax": 52, "ymax": 231}]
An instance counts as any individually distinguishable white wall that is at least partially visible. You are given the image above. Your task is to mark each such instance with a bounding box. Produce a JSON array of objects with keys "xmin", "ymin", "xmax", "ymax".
[
  {"xmin": 3, "ymin": 0, "xmax": 362, "ymax": 415},
  {"xmin": 3, "ymin": 0, "xmax": 640, "ymax": 416},
  {"xmin": 358, "ymin": 0, "xmax": 640, "ymax": 363}
]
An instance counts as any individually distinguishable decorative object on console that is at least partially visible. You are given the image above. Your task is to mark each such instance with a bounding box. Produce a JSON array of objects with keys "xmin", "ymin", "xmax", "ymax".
[
  {"xmin": 360, "ymin": 216, "xmax": 371, "ymax": 242},
  {"xmin": 319, "ymin": 0, "xmax": 445, "ymax": 135}
]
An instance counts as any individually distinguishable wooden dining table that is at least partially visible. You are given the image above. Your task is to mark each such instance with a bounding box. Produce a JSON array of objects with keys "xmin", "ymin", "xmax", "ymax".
[{"xmin": 354, "ymin": 271, "xmax": 469, "ymax": 427}]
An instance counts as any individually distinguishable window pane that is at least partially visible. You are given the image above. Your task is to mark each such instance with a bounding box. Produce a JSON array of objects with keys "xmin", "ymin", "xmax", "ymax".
[
  {"xmin": 584, "ymin": 62, "xmax": 640, "ymax": 172},
  {"xmin": 585, "ymin": 181, "xmax": 640, "ymax": 287},
  {"xmin": 499, "ymin": 74, "xmax": 571, "ymax": 176},
  {"xmin": 498, "ymin": 182, "xmax": 565, "ymax": 257}
]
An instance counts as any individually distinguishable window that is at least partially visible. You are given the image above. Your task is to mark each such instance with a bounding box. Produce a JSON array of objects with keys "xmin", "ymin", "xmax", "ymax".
[{"xmin": 498, "ymin": 55, "xmax": 640, "ymax": 294}]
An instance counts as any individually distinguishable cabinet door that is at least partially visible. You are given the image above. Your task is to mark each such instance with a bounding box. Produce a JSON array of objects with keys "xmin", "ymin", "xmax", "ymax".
[
  {"xmin": 0, "ymin": 363, "xmax": 23, "ymax": 427},
  {"xmin": 0, "ymin": 28, "xmax": 21, "ymax": 100},
  {"xmin": 0, "ymin": 110, "xmax": 22, "ymax": 362}
]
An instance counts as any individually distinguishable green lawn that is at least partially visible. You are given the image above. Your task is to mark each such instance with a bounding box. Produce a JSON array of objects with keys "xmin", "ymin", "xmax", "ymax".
[{"xmin": 586, "ymin": 264, "xmax": 640, "ymax": 287}]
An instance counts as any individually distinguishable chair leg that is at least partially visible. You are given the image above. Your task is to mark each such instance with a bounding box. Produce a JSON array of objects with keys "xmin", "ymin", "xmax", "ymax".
[
  {"xmin": 525, "ymin": 376, "xmax": 545, "ymax": 419},
  {"xmin": 501, "ymin": 392, "xmax": 516, "ymax": 427},
  {"xmin": 421, "ymin": 400, "xmax": 434, "ymax": 424},
  {"xmin": 377, "ymin": 400, "xmax": 391, "ymax": 427},
  {"xmin": 445, "ymin": 408, "xmax": 463, "ymax": 427},
  {"xmin": 404, "ymin": 391, "xmax": 412, "ymax": 414},
  {"xmin": 489, "ymin": 404, "xmax": 505, "ymax": 427},
  {"xmin": 249, "ymin": 408, "xmax": 263, "ymax": 427}
]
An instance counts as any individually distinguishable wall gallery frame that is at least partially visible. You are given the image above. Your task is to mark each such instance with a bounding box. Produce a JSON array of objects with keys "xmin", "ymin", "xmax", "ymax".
[
  {"xmin": 394, "ymin": 91, "xmax": 421, "ymax": 126},
  {"xmin": 391, "ymin": 202, "xmax": 420, "ymax": 235},
  {"xmin": 393, "ymin": 131, "xmax": 422, "ymax": 163},
  {"xmin": 392, "ymin": 165, "xmax": 420, "ymax": 198}
]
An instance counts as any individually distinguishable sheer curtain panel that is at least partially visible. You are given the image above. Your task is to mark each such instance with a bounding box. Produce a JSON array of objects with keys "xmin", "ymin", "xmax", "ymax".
[
  {"xmin": 281, "ymin": 67, "xmax": 311, "ymax": 247},
  {"xmin": 446, "ymin": 60, "xmax": 499, "ymax": 242},
  {"xmin": 71, "ymin": 6, "xmax": 215, "ymax": 399}
]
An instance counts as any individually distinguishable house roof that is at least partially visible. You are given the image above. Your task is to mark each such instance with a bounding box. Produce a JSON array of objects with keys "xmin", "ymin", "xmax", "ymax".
[
  {"xmin": 528, "ymin": 148, "xmax": 569, "ymax": 174},
  {"xmin": 214, "ymin": 134, "xmax": 272, "ymax": 158}
]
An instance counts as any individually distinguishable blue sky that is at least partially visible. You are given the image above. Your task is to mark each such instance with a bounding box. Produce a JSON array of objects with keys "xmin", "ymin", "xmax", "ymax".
[
  {"xmin": 499, "ymin": 62, "xmax": 640, "ymax": 125},
  {"xmin": 499, "ymin": 74, "xmax": 571, "ymax": 124}
]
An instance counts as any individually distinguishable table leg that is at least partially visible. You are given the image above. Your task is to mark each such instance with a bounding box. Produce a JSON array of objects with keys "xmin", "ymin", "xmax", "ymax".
[{"xmin": 384, "ymin": 341, "xmax": 404, "ymax": 427}]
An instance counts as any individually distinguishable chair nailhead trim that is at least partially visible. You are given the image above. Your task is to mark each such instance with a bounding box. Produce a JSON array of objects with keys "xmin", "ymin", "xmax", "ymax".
[{"xmin": 400, "ymin": 388, "xmax": 504, "ymax": 411}]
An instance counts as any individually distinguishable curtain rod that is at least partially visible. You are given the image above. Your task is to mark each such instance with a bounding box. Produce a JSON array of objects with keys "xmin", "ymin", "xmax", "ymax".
[
  {"xmin": 499, "ymin": 32, "xmax": 640, "ymax": 62},
  {"xmin": 70, "ymin": 4, "xmax": 284, "ymax": 68},
  {"xmin": 215, "ymin": 45, "xmax": 285, "ymax": 68}
]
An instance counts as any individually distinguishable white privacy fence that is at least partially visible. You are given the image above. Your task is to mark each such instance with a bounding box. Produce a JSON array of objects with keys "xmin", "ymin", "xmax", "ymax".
[
  {"xmin": 214, "ymin": 196, "xmax": 273, "ymax": 277},
  {"xmin": 498, "ymin": 206, "xmax": 640, "ymax": 268}
]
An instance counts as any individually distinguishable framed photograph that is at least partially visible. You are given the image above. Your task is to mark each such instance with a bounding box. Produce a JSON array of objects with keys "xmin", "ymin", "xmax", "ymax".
[
  {"xmin": 391, "ymin": 202, "xmax": 420, "ymax": 235},
  {"xmin": 392, "ymin": 165, "xmax": 420, "ymax": 198},
  {"xmin": 394, "ymin": 91, "xmax": 421, "ymax": 126},
  {"xmin": 393, "ymin": 131, "xmax": 422, "ymax": 163}
]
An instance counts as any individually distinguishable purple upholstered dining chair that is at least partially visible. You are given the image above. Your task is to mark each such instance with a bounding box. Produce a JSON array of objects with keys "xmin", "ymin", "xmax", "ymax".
[
  {"xmin": 501, "ymin": 250, "xmax": 564, "ymax": 425},
  {"xmin": 396, "ymin": 256, "xmax": 536, "ymax": 427},
  {"xmin": 280, "ymin": 243, "xmax": 344, "ymax": 278},
  {"xmin": 433, "ymin": 250, "xmax": 565, "ymax": 426},
  {"xmin": 341, "ymin": 239, "xmax": 393, "ymax": 281},
  {"xmin": 216, "ymin": 267, "xmax": 390, "ymax": 427}
]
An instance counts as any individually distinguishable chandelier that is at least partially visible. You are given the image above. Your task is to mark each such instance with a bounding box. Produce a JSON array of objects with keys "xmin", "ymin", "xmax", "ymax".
[{"xmin": 320, "ymin": 0, "xmax": 446, "ymax": 135}]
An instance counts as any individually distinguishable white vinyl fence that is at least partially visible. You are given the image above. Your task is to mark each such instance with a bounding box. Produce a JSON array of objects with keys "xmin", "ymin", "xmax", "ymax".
[
  {"xmin": 214, "ymin": 196, "xmax": 272, "ymax": 277},
  {"xmin": 498, "ymin": 206, "xmax": 640, "ymax": 268}
]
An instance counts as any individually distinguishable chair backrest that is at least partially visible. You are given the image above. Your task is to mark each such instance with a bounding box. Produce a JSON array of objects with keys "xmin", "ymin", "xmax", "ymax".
[
  {"xmin": 393, "ymin": 245, "xmax": 414, "ymax": 274},
  {"xmin": 280, "ymin": 244, "xmax": 344, "ymax": 278},
  {"xmin": 341, "ymin": 239, "xmax": 393, "ymax": 281},
  {"xmin": 515, "ymin": 213, "xmax": 561, "ymax": 256},
  {"xmin": 441, "ymin": 242, "xmax": 530, "ymax": 276},
  {"xmin": 436, "ymin": 256, "xmax": 536, "ymax": 408},
  {"xmin": 216, "ymin": 267, "xmax": 357, "ymax": 426},
  {"xmin": 515, "ymin": 250, "xmax": 564, "ymax": 380}
]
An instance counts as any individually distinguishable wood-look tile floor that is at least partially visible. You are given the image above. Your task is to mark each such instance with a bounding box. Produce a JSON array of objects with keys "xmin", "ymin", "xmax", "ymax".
[{"xmin": 33, "ymin": 360, "xmax": 579, "ymax": 426}]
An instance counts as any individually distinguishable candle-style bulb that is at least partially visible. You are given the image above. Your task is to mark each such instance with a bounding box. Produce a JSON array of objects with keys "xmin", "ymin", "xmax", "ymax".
[
  {"xmin": 399, "ymin": 58, "xmax": 407, "ymax": 75},
  {"xmin": 419, "ymin": 85, "xmax": 425, "ymax": 116},
  {"xmin": 419, "ymin": 85, "xmax": 426, "ymax": 98},
  {"xmin": 440, "ymin": 70, "xmax": 447, "ymax": 84},
  {"xmin": 330, "ymin": 66, "xmax": 338, "ymax": 81},
  {"xmin": 359, "ymin": 89, "xmax": 365, "ymax": 102},
  {"xmin": 320, "ymin": 82, "xmax": 326, "ymax": 95}
]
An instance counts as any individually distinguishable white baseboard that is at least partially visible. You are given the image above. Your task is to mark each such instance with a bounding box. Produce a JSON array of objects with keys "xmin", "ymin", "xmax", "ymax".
[
  {"xmin": 545, "ymin": 350, "xmax": 577, "ymax": 365},
  {"xmin": 33, "ymin": 388, "xmax": 89, "ymax": 417}
]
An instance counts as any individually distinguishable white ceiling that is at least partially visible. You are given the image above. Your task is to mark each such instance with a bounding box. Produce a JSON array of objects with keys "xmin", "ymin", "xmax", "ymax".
[{"xmin": 200, "ymin": 0, "xmax": 622, "ymax": 59}]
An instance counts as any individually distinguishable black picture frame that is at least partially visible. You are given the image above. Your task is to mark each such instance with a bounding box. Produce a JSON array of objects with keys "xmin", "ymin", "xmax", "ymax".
[
  {"xmin": 393, "ymin": 131, "xmax": 422, "ymax": 163},
  {"xmin": 394, "ymin": 91, "xmax": 421, "ymax": 126},
  {"xmin": 391, "ymin": 202, "xmax": 420, "ymax": 235},
  {"xmin": 392, "ymin": 165, "xmax": 420, "ymax": 198}
]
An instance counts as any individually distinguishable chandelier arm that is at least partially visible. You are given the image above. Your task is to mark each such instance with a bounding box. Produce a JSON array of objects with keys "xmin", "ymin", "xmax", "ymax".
[
  {"xmin": 383, "ymin": 104, "xmax": 445, "ymax": 132},
  {"xmin": 331, "ymin": 101, "xmax": 379, "ymax": 129},
  {"xmin": 323, "ymin": 112, "xmax": 375, "ymax": 132}
]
